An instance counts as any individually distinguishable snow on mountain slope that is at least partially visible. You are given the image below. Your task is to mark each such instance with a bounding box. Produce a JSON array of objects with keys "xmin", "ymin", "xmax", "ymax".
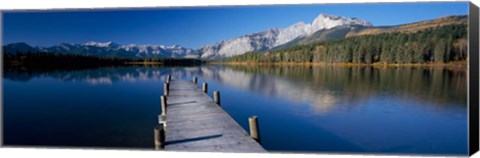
[
  {"xmin": 199, "ymin": 28, "xmax": 280, "ymax": 59},
  {"xmin": 84, "ymin": 41, "xmax": 120, "ymax": 48},
  {"xmin": 199, "ymin": 14, "xmax": 372, "ymax": 59},
  {"xmin": 4, "ymin": 42, "xmax": 199, "ymax": 58}
]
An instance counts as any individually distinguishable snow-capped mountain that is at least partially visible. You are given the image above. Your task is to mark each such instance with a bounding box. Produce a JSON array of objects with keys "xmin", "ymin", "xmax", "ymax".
[
  {"xmin": 199, "ymin": 28, "xmax": 281, "ymax": 59},
  {"xmin": 116, "ymin": 43, "xmax": 198, "ymax": 58},
  {"xmin": 199, "ymin": 14, "xmax": 372, "ymax": 59},
  {"xmin": 84, "ymin": 41, "xmax": 120, "ymax": 48},
  {"xmin": 4, "ymin": 41, "xmax": 199, "ymax": 58}
]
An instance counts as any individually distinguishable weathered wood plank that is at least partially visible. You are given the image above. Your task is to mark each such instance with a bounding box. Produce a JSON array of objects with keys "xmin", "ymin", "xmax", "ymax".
[{"xmin": 163, "ymin": 80, "xmax": 265, "ymax": 152}]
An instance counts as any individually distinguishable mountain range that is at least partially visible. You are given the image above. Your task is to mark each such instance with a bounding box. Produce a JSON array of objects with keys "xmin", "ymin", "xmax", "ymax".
[
  {"xmin": 2, "ymin": 14, "xmax": 467, "ymax": 60},
  {"xmin": 3, "ymin": 41, "xmax": 199, "ymax": 58}
]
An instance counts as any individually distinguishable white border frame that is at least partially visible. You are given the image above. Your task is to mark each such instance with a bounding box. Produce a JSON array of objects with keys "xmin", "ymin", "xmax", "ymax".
[{"xmin": 0, "ymin": 0, "xmax": 478, "ymax": 158}]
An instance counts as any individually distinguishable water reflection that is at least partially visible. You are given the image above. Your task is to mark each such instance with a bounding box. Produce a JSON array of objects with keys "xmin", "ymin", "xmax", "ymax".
[
  {"xmin": 4, "ymin": 66, "xmax": 194, "ymax": 85},
  {"xmin": 203, "ymin": 65, "xmax": 467, "ymax": 113},
  {"xmin": 4, "ymin": 65, "xmax": 467, "ymax": 113}
]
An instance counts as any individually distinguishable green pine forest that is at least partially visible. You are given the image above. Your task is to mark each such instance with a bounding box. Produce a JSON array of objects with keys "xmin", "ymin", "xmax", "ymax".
[{"xmin": 226, "ymin": 24, "xmax": 467, "ymax": 65}]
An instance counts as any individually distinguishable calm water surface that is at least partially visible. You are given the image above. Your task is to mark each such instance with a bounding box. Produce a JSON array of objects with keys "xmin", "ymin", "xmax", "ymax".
[{"xmin": 3, "ymin": 65, "xmax": 467, "ymax": 155}]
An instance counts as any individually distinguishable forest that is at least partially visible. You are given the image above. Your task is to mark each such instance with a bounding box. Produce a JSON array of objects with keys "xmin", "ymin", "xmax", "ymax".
[{"xmin": 226, "ymin": 24, "xmax": 467, "ymax": 64}]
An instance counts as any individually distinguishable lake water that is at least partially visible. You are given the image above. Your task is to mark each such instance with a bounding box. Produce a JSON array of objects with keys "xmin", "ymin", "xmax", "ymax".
[{"xmin": 3, "ymin": 65, "xmax": 468, "ymax": 155}]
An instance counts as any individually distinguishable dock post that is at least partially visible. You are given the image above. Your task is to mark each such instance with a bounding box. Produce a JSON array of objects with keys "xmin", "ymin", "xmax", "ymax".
[
  {"xmin": 154, "ymin": 123, "xmax": 166, "ymax": 150},
  {"xmin": 214, "ymin": 91, "xmax": 221, "ymax": 106},
  {"xmin": 249, "ymin": 116, "xmax": 261, "ymax": 143},
  {"xmin": 166, "ymin": 75, "xmax": 171, "ymax": 83},
  {"xmin": 202, "ymin": 82, "xmax": 208, "ymax": 93},
  {"xmin": 161, "ymin": 95, "xmax": 167, "ymax": 115},
  {"xmin": 193, "ymin": 76, "xmax": 197, "ymax": 84},
  {"xmin": 158, "ymin": 114, "xmax": 167, "ymax": 129},
  {"xmin": 164, "ymin": 83, "xmax": 169, "ymax": 96},
  {"xmin": 159, "ymin": 96, "xmax": 167, "ymax": 129}
]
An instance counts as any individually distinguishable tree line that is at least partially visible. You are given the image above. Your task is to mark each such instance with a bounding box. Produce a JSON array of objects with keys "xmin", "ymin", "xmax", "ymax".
[
  {"xmin": 227, "ymin": 24, "xmax": 467, "ymax": 64},
  {"xmin": 4, "ymin": 52, "xmax": 204, "ymax": 71}
]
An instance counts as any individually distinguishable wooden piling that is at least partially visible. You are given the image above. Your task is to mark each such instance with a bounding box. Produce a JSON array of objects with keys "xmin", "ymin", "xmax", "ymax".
[
  {"xmin": 166, "ymin": 75, "xmax": 171, "ymax": 83},
  {"xmin": 158, "ymin": 114, "xmax": 167, "ymax": 126},
  {"xmin": 249, "ymin": 116, "xmax": 260, "ymax": 143},
  {"xmin": 193, "ymin": 76, "xmax": 197, "ymax": 84},
  {"xmin": 154, "ymin": 123, "xmax": 166, "ymax": 150},
  {"xmin": 164, "ymin": 83, "xmax": 169, "ymax": 96},
  {"xmin": 161, "ymin": 95, "xmax": 167, "ymax": 115},
  {"xmin": 202, "ymin": 82, "xmax": 208, "ymax": 93},
  {"xmin": 214, "ymin": 91, "xmax": 221, "ymax": 106}
]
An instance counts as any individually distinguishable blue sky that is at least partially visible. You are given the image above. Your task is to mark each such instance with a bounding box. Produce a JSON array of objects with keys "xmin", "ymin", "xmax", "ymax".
[{"xmin": 2, "ymin": 2, "xmax": 469, "ymax": 48}]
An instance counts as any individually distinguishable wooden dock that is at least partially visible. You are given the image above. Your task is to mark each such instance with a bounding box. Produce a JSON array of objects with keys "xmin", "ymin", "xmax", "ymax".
[{"xmin": 156, "ymin": 78, "xmax": 266, "ymax": 152}]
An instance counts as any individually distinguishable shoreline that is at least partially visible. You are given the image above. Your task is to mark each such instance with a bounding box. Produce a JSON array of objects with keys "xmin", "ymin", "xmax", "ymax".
[
  {"xmin": 211, "ymin": 61, "xmax": 468, "ymax": 68},
  {"xmin": 125, "ymin": 62, "xmax": 164, "ymax": 65}
]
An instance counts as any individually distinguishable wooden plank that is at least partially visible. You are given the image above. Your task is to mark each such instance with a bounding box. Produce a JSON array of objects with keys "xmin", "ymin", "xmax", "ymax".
[{"xmin": 163, "ymin": 80, "xmax": 265, "ymax": 152}]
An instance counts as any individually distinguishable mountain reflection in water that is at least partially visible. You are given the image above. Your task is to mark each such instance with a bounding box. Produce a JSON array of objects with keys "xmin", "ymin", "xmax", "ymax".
[{"xmin": 4, "ymin": 65, "xmax": 466, "ymax": 113}]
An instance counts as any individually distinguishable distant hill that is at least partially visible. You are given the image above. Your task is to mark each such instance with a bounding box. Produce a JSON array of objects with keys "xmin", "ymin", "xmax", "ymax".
[
  {"xmin": 3, "ymin": 42, "xmax": 38, "ymax": 54},
  {"xmin": 345, "ymin": 15, "xmax": 467, "ymax": 37}
]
